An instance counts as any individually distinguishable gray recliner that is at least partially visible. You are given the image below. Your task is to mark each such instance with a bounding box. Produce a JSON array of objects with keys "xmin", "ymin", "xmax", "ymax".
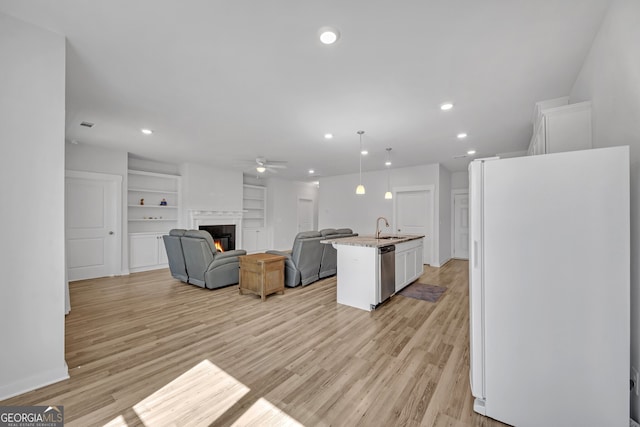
[
  {"xmin": 163, "ymin": 229, "xmax": 188, "ymax": 282},
  {"xmin": 318, "ymin": 228, "xmax": 358, "ymax": 279},
  {"xmin": 180, "ymin": 230, "xmax": 247, "ymax": 289},
  {"xmin": 266, "ymin": 231, "xmax": 324, "ymax": 287}
]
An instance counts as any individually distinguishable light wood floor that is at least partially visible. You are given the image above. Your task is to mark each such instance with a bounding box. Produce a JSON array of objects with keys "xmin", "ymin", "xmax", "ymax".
[{"xmin": 1, "ymin": 260, "xmax": 506, "ymax": 427}]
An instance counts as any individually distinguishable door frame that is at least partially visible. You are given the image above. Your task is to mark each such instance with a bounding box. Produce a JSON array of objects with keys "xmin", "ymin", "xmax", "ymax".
[
  {"xmin": 451, "ymin": 189, "xmax": 469, "ymax": 260},
  {"xmin": 392, "ymin": 185, "xmax": 436, "ymax": 266},
  {"xmin": 296, "ymin": 197, "xmax": 315, "ymax": 233},
  {"xmin": 65, "ymin": 170, "xmax": 123, "ymax": 280}
]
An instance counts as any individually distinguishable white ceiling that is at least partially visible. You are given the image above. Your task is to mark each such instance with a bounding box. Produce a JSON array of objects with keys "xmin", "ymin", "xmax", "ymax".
[{"xmin": 0, "ymin": 0, "xmax": 611, "ymax": 179}]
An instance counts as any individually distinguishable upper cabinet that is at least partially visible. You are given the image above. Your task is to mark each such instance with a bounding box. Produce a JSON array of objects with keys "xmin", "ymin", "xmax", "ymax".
[
  {"xmin": 528, "ymin": 97, "xmax": 592, "ymax": 156},
  {"xmin": 128, "ymin": 170, "xmax": 182, "ymax": 234}
]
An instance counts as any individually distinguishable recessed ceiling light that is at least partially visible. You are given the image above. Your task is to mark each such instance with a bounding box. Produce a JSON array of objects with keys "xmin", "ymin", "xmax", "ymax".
[
  {"xmin": 141, "ymin": 129, "xmax": 153, "ymax": 135},
  {"xmin": 324, "ymin": 133, "xmax": 333, "ymax": 140},
  {"xmin": 361, "ymin": 150, "xmax": 368, "ymax": 155},
  {"xmin": 467, "ymin": 150, "xmax": 476, "ymax": 155},
  {"xmin": 319, "ymin": 27, "xmax": 340, "ymax": 44},
  {"xmin": 440, "ymin": 103, "xmax": 454, "ymax": 111},
  {"xmin": 308, "ymin": 169, "xmax": 315, "ymax": 174},
  {"xmin": 457, "ymin": 133, "xmax": 468, "ymax": 139},
  {"xmin": 256, "ymin": 166, "xmax": 266, "ymax": 173}
]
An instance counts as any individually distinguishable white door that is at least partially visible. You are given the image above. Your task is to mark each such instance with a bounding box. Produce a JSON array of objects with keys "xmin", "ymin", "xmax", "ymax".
[
  {"xmin": 66, "ymin": 171, "xmax": 121, "ymax": 281},
  {"xmin": 453, "ymin": 192, "xmax": 469, "ymax": 259},
  {"xmin": 297, "ymin": 198, "xmax": 314, "ymax": 232},
  {"xmin": 394, "ymin": 187, "xmax": 434, "ymax": 265}
]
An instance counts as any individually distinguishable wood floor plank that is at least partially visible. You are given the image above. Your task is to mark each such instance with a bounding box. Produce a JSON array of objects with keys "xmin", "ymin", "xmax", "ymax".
[{"xmin": 1, "ymin": 260, "xmax": 507, "ymax": 427}]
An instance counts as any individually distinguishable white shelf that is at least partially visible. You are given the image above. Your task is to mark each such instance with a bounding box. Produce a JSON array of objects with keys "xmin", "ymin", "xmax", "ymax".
[
  {"xmin": 128, "ymin": 169, "xmax": 181, "ymax": 235},
  {"xmin": 243, "ymin": 185, "xmax": 267, "ymax": 249},
  {"xmin": 128, "ymin": 205, "xmax": 178, "ymax": 209},
  {"xmin": 129, "ymin": 188, "xmax": 178, "ymax": 194},
  {"xmin": 129, "ymin": 219, "xmax": 177, "ymax": 222}
]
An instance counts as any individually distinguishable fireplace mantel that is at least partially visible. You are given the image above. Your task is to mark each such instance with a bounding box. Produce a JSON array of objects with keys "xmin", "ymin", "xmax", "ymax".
[{"xmin": 189, "ymin": 210, "xmax": 244, "ymax": 229}]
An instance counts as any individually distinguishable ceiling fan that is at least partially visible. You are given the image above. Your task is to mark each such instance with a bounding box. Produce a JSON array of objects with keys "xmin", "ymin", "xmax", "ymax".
[{"xmin": 253, "ymin": 157, "xmax": 287, "ymax": 174}]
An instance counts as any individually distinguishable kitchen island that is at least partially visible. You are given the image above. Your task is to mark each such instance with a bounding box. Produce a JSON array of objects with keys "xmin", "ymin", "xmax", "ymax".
[{"xmin": 321, "ymin": 235, "xmax": 424, "ymax": 311}]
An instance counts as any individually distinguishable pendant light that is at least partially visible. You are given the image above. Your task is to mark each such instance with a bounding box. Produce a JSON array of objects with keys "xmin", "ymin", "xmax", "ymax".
[
  {"xmin": 356, "ymin": 130, "xmax": 366, "ymax": 195},
  {"xmin": 384, "ymin": 148, "xmax": 393, "ymax": 199}
]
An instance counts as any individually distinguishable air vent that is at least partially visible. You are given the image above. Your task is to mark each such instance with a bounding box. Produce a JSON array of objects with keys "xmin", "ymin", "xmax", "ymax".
[
  {"xmin": 80, "ymin": 121, "xmax": 95, "ymax": 128},
  {"xmin": 453, "ymin": 154, "xmax": 467, "ymax": 159}
]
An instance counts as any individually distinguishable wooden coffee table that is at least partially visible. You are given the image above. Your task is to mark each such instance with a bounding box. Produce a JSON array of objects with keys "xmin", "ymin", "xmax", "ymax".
[{"xmin": 238, "ymin": 253, "xmax": 286, "ymax": 301}]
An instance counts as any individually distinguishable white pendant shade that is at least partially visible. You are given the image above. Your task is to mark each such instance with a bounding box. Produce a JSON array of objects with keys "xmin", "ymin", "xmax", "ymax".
[
  {"xmin": 384, "ymin": 191, "xmax": 392, "ymax": 199},
  {"xmin": 356, "ymin": 184, "xmax": 366, "ymax": 195}
]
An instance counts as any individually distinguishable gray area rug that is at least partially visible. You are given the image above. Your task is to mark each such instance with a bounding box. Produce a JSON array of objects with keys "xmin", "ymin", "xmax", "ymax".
[{"xmin": 397, "ymin": 282, "xmax": 447, "ymax": 303}]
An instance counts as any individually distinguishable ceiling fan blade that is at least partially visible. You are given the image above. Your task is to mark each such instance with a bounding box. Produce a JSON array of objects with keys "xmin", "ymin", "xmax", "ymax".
[{"xmin": 265, "ymin": 164, "xmax": 287, "ymax": 169}]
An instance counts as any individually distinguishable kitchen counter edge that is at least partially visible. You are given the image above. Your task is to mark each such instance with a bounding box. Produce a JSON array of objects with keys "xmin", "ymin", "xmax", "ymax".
[{"xmin": 320, "ymin": 234, "xmax": 424, "ymax": 248}]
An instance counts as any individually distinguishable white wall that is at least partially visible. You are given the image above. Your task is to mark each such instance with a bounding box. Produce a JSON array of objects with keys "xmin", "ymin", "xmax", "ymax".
[
  {"xmin": 0, "ymin": 13, "xmax": 68, "ymax": 399},
  {"xmin": 66, "ymin": 142, "xmax": 129, "ymax": 273},
  {"xmin": 266, "ymin": 178, "xmax": 319, "ymax": 250},
  {"xmin": 451, "ymin": 171, "xmax": 469, "ymax": 190},
  {"xmin": 180, "ymin": 162, "xmax": 243, "ymax": 215},
  {"xmin": 439, "ymin": 167, "xmax": 452, "ymax": 266},
  {"xmin": 569, "ymin": 0, "xmax": 640, "ymax": 419},
  {"xmin": 128, "ymin": 156, "xmax": 179, "ymax": 175},
  {"xmin": 318, "ymin": 163, "xmax": 443, "ymax": 262}
]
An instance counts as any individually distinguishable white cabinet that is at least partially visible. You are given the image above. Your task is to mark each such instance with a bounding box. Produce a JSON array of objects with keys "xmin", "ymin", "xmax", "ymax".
[
  {"xmin": 129, "ymin": 233, "xmax": 168, "ymax": 272},
  {"xmin": 242, "ymin": 184, "xmax": 267, "ymax": 253},
  {"xmin": 242, "ymin": 228, "xmax": 267, "ymax": 253},
  {"xmin": 395, "ymin": 239, "xmax": 424, "ymax": 292},
  {"xmin": 528, "ymin": 99, "xmax": 592, "ymax": 156}
]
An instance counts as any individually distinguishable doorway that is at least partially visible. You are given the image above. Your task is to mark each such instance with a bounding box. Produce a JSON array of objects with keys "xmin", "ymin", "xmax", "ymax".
[
  {"xmin": 393, "ymin": 185, "xmax": 434, "ymax": 265},
  {"xmin": 297, "ymin": 198, "xmax": 314, "ymax": 232},
  {"xmin": 65, "ymin": 170, "xmax": 121, "ymax": 281},
  {"xmin": 452, "ymin": 190, "xmax": 469, "ymax": 259}
]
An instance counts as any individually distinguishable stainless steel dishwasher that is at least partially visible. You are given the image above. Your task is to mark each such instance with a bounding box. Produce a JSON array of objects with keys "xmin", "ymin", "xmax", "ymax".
[{"xmin": 379, "ymin": 245, "xmax": 396, "ymax": 303}]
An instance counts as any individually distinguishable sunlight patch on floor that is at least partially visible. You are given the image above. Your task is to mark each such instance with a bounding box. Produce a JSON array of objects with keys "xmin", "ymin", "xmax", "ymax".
[
  {"xmin": 132, "ymin": 359, "xmax": 250, "ymax": 426},
  {"xmin": 102, "ymin": 415, "xmax": 127, "ymax": 426},
  {"xmin": 230, "ymin": 397, "xmax": 304, "ymax": 427}
]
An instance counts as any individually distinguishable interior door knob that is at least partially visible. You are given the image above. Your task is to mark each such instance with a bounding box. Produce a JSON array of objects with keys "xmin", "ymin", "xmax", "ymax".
[{"xmin": 109, "ymin": 231, "xmax": 115, "ymax": 235}]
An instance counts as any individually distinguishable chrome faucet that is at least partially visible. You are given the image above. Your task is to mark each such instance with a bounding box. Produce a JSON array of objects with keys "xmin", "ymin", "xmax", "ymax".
[{"xmin": 376, "ymin": 216, "xmax": 390, "ymax": 239}]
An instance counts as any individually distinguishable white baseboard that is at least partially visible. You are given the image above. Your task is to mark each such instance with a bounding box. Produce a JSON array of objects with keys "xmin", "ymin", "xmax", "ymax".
[{"xmin": 0, "ymin": 363, "xmax": 69, "ymax": 401}]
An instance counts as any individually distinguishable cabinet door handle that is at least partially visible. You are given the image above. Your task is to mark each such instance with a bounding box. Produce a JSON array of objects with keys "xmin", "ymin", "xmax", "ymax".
[{"xmin": 109, "ymin": 231, "xmax": 114, "ymax": 235}]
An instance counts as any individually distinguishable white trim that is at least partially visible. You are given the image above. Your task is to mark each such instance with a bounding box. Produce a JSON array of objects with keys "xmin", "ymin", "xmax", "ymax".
[
  {"xmin": 392, "ymin": 184, "xmax": 436, "ymax": 266},
  {"xmin": 0, "ymin": 363, "xmax": 69, "ymax": 401},
  {"xmin": 451, "ymin": 189, "xmax": 469, "ymax": 260}
]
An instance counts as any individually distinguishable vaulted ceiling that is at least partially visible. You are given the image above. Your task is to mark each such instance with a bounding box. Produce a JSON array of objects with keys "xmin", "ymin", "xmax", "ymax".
[{"xmin": 0, "ymin": 0, "xmax": 611, "ymax": 179}]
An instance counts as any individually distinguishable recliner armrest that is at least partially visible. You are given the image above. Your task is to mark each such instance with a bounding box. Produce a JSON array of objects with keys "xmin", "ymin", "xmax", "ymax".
[
  {"xmin": 209, "ymin": 256, "xmax": 240, "ymax": 270},
  {"xmin": 215, "ymin": 250, "xmax": 247, "ymax": 260}
]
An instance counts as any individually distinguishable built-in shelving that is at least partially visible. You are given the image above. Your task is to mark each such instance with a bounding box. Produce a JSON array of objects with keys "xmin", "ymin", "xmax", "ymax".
[
  {"xmin": 242, "ymin": 184, "xmax": 267, "ymax": 253},
  {"xmin": 128, "ymin": 170, "xmax": 182, "ymax": 272},
  {"xmin": 127, "ymin": 170, "xmax": 181, "ymax": 234}
]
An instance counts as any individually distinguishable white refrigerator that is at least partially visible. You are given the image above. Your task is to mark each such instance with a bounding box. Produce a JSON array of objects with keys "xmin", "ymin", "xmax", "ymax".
[{"xmin": 468, "ymin": 146, "xmax": 630, "ymax": 427}]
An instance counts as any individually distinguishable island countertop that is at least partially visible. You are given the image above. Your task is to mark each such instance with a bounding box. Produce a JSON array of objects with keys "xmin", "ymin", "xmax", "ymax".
[{"xmin": 321, "ymin": 234, "xmax": 424, "ymax": 248}]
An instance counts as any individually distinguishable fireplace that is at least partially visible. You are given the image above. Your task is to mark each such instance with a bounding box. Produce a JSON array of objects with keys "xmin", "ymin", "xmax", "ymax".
[{"xmin": 199, "ymin": 225, "xmax": 236, "ymax": 251}]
